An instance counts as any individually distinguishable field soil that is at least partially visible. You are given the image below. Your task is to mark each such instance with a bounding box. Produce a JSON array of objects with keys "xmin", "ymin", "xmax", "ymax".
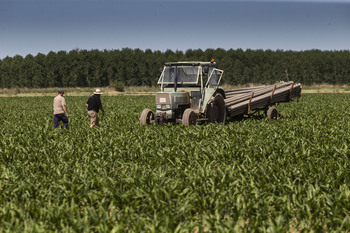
[
  {"xmin": 1, "ymin": 84, "xmax": 350, "ymax": 97},
  {"xmin": 0, "ymin": 86, "xmax": 159, "ymax": 97}
]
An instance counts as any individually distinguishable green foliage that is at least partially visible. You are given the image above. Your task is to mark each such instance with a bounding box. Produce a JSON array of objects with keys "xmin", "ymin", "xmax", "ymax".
[
  {"xmin": 15, "ymin": 86, "xmax": 21, "ymax": 94},
  {"xmin": 0, "ymin": 94, "xmax": 349, "ymax": 231},
  {"xmin": 1, "ymin": 49, "xmax": 350, "ymax": 88},
  {"xmin": 110, "ymin": 80, "xmax": 125, "ymax": 92}
]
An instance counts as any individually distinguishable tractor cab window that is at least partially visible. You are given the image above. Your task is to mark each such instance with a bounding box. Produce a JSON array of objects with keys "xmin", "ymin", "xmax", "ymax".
[
  {"xmin": 208, "ymin": 67, "xmax": 219, "ymax": 85},
  {"xmin": 206, "ymin": 67, "xmax": 223, "ymax": 87},
  {"xmin": 158, "ymin": 66, "xmax": 199, "ymax": 84}
]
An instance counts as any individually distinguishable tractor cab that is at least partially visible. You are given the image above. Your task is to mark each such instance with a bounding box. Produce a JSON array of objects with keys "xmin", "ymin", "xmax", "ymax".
[{"xmin": 158, "ymin": 61, "xmax": 223, "ymax": 90}]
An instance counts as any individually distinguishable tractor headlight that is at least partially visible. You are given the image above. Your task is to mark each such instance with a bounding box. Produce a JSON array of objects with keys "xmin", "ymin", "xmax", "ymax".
[
  {"xmin": 156, "ymin": 104, "xmax": 161, "ymax": 109},
  {"xmin": 166, "ymin": 104, "xmax": 171, "ymax": 109}
]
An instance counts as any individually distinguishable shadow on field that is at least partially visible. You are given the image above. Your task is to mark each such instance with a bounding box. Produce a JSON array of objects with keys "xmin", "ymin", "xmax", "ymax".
[{"xmin": 226, "ymin": 112, "xmax": 287, "ymax": 123}]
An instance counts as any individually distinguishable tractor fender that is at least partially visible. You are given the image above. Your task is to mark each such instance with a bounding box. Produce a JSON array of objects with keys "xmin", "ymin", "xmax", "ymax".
[
  {"xmin": 203, "ymin": 88, "xmax": 226, "ymax": 114},
  {"xmin": 214, "ymin": 88, "xmax": 226, "ymax": 99}
]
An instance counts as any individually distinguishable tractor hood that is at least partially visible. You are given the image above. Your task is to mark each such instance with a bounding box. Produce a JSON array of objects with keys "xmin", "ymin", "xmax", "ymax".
[{"xmin": 156, "ymin": 92, "xmax": 190, "ymax": 110}]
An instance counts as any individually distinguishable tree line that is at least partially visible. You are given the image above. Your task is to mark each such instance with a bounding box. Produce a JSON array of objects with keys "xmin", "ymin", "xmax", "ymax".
[{"xmin": 1, "ymin": 48, "xmax": 350, "ymax": 88}]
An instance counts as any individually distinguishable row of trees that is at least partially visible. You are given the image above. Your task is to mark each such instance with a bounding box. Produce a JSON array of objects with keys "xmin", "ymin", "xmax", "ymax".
[{"xmin": 1, "ymin": 48, "xmax": 350, "ymax": 88}]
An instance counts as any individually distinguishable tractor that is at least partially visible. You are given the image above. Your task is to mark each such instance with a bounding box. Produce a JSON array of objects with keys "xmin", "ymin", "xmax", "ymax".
[{"xmin": 140, "ymin": 60, "xmax": 226, "ymax": 125}]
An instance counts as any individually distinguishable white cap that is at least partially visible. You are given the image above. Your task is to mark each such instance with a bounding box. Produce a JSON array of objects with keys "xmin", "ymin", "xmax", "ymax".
[{"xmin": 94, "ymin": 89, "xmax": 103, "ymax": 95}]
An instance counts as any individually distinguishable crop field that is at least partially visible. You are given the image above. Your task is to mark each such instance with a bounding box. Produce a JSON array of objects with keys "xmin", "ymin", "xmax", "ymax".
[{"xmin": 0, "ymin": 94, "xmax": 349, "ymax": 232}]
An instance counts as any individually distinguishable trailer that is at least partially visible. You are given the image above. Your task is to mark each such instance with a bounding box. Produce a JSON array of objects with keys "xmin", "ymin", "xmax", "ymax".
[
  {"xmin": 225, "ymin": 81, "xmax": 302, "ymax": 120},
  {"xmin": 140, "ymin": 60, "xmax": 301, "ymax": 125}
]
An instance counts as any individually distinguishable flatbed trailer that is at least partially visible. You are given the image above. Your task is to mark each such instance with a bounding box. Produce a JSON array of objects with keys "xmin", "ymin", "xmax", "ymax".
[{"xmin": 225, "ymin": 81, "xmax": 302, "ymax": 119}]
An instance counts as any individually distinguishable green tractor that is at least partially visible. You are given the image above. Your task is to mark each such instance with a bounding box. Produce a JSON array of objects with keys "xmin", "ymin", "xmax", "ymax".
[{"xmin": 140, "ymin": 60, "xmax": 226, "ymax": 125}]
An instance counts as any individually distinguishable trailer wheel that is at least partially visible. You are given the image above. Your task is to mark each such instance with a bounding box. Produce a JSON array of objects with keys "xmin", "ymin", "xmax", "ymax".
[
  {"xmin": 182, "ymin": 108, "xmax": 197, "ymax": 126},
  {"xmin": 266, "ymin": 107, "xmax": 279, "ymax": 120},
  {"xmin": 207, "ymin": 93, "xmax": 226, "ymax": 124},
  {"xmin": 140, "ymin": 109, "xmax": 154, "ymax": 125}
]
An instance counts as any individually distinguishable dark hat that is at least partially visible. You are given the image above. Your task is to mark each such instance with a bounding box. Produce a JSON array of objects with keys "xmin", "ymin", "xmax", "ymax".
[{"xmin": 58, "ymin": 89, "xmax": 64, "ymax": 94}]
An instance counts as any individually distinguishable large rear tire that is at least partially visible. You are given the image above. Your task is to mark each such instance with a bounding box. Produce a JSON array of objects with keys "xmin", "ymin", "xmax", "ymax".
[
  {"xmin": 182, "ymin": 108, "xmax": 197, "ymax": 126},
  {"xmin": 140, "ymin": 109, "xmax": 154, "ymax": 125},
  {"xmin": 266, "ymin": 107, "xmax": 279, "ymax": 120},
  {"xmin": 207, "ymin": 93, "xmax": 226, "ymax": 124}
]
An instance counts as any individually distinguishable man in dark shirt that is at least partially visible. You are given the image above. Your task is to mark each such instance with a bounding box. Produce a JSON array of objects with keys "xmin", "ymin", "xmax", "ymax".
[{"xmin": 86, "ymin": 89, "xmax": 105, "ymax": 128}]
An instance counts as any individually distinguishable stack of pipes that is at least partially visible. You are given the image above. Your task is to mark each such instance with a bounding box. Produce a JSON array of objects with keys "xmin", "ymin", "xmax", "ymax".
[{"xmin": 224, "ymin": 82, "xmax": 302, "ymax": 117}]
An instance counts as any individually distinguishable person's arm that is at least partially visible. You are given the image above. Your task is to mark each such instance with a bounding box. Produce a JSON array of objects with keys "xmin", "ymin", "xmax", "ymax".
[
  {"xmin": 86, "ymin": 98, "xmax": 90, "ymax": 109},
  {"xmin": 98, "ymin": 98, "xmax": 105, "ymax": 114},
  {"xmin": 62, "ymin": 104, "xmax": 68, "ymax": 116},
  {"xmin": 61, "ymin": 98, "xmax": 68, "ymax": 116}
]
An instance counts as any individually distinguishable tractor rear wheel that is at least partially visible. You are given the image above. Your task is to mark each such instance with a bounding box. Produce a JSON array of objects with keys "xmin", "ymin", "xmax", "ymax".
[
  {"xmin": 182, "ymin": 108, "xmax": 197, "ymax": 126},
  {"xmin": 140, "ymin": 109, "xmax": 154, "ymax": 125},
  {"xmin": 207, "ymin": 93, "xmax": 226, "ymax": 124},
  {"xmin": 266, "ymin": 107, "xmax": 279, "ymax": 120}
]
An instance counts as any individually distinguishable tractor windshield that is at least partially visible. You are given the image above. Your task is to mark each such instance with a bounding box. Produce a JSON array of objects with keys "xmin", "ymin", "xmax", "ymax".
[{"xmin": 158, "ymin": 66, "xmax": 199, "ymax": 84}]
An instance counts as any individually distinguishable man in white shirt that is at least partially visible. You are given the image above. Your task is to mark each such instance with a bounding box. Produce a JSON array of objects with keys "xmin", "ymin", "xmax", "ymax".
[{"xmin": 53, "ymin": 89, "xmax": 69, "ymax": 129}]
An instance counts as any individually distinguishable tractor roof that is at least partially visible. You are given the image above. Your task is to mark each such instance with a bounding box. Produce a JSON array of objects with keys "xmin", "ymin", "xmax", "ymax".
[{"xmin": 164, "ymin": 61, "xmax": 216, "ymax": 67}]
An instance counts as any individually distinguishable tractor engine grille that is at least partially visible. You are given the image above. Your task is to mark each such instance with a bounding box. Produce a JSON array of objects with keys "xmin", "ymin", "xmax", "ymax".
[{"xmin": 156, "ymin": 93, "xmax": 170, "ymax": 105}]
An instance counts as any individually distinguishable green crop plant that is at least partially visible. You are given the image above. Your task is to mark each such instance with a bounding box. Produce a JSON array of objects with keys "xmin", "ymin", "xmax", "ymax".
[{"xmin": 0, "ymin": 94, "xmax": 349, "ymax": 232}]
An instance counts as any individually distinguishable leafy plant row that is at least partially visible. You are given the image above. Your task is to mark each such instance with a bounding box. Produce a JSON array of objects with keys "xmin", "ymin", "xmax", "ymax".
[{"xmin": 0, "ymin": 94, "xmax": 349, "ymax": 232}]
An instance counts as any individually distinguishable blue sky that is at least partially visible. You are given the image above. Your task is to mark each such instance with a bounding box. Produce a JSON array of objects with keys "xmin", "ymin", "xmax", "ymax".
[{"xmin": 0, "ymin": 0, "xmax": 350, "ymax": 59}]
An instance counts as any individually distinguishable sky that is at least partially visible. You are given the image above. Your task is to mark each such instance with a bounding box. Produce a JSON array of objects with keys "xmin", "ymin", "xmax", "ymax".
[{"xmin": 0, "ymin": 0, "xmax": 350, "ymax": 59}]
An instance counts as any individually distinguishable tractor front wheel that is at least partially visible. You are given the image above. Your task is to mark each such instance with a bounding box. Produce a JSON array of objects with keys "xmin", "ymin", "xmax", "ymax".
[
  {"xmin": 182, "ymin": 108, "xmax": 197, "ymax": 126},
  {"xmin": 140, "ymin": 109, "xmax": 154, "ymax": 125}
]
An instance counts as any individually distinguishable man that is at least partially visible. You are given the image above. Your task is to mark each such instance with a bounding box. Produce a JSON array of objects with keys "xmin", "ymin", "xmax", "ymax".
[
  {"xmin": 53, "ymin": 89, "xmax": 69, "ymax": 129},
  {"xmin": 86, "ymin": 88, "xmax": 105, "ymax": 128}
]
